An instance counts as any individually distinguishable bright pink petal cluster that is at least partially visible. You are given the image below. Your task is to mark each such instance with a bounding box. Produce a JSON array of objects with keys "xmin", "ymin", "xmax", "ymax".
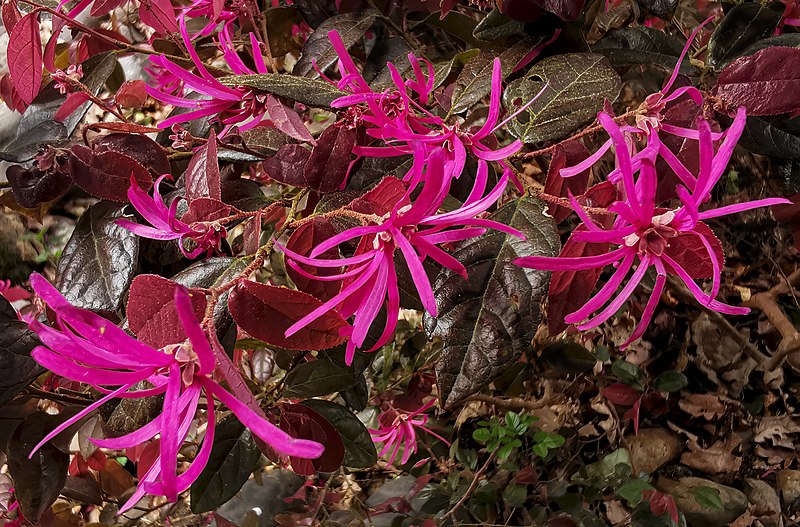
[
  {"xmin": 369, "ymin": 399, "xmax": 450, "ymax": 465},
  {"xmin": 117, "ymin": 175, "xmax": 227, "ymax": 258},
  {"xmin": 517, "ymin": 108, "xmax": 790, "ymax": 347},
  {"xmin": 25, "ymin": 274, "xmax": 323, "ymax": 511}
]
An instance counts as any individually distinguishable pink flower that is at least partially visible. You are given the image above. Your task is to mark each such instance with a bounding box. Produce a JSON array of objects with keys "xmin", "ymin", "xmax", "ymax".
[
  {"xmin": 24, "ymin": 274, "xmax": 324, "ymax": 512},
  {"xmin": 280, "ymin": 151, "xmax": 520, "ymax": 364},
  {"xmin": 147, "ymin": 17, "xmax": 271, "ymax": 133},
  {"xmin": 516, "ymin": 108, "xmax": 790, "ymax": 348},
  {"xmin": 369, "ymin": 399, "xmax": 450, "ymax": 465},
  {"xmin": 116, "ymin": 175, "xmax": 227, "ymax": 258}
]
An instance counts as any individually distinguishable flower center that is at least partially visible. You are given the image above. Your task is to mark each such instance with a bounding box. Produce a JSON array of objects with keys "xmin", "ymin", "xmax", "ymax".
[{"xmin": 623, "ymin": 210, "xmax": 677, "ymax": 257}]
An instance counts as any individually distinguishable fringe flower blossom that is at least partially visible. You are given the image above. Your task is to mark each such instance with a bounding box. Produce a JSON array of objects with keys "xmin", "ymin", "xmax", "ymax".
[
  {"xmin": 516, "ymin": 108, "xmax": 790, "ymax": 347},
  {"xmin": 369, "ymin": 399, "xmax": 450, "ymax": 466},
  {"xmin": 24, "ymin": 274, "xmax": 324, "ymax": 512},
  {"xmin": 117, "ymin": 175, "xmax": 227, "ymax": 258}
]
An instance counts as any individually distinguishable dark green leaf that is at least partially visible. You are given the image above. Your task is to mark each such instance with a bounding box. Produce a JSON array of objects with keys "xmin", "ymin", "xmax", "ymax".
[
  {"xmin": 293, "ymin": 11, "xmax": 377, "ymax": 78},
  {"xmin": 653, "ymin": 371, "xmax": 688, "ymax": 393},
  {"xmin": 734, "ymin": 114, "xmax": 800, "ymax": 159},
  {"xmin": 0, "ymin": 121, "xmax": 68, "ymax": 163},
  {"xmin": 432, "ymin": 49, "xmax": 480, "ymax": 90},
  {"xmin": 424, "ymin": 197, "xmax": 559, "ymax": 408},
  {"xmin": 473, "ymin": 9, "xmax": 524, "ymax": 42},
  {"xmin": 636, "ymin": 0, "xmax": 677, "ymax": 17},
  {"xmin": 284, "ymin": 359, "xmax": 358, "ymax": 398},
  {"xmin": 190, "ymin": 414, "xmax": 262, "ymax": 514},
  {"xmin": 503, "ymin": 482, "xmax": 528, "ymax": 506},
  {"xmin": 541, "ymin": 340, "xmax": 597, "ymax": 373},
  {"xmin": 0, "ymin": 295, "xmax": 43, "ymax": 407},
  {"xmin": 503, "ymin": 53, "xmax": 620, "ymax": 144},
  {"xmin": 6, "ymin": 412, "xmax": 70, "ymax": 522},
  {"xmin": 218, "ymin": 73, "xmax": 347, "ymax": 108},
  {"xmin": 611, "ymin": 360, "xmax": 643, "ymax": 388},
  {"xmin": 706, "ymin": 3, "xmax": 783, "ymax": 69},
  {"xmin": 300, "ymin": 399, "xmax": 376, "ymax": 468},
  {"xmin": 363, "ymin": 36, "xmax": 413, "ymax": 91},
  {"xmin": 738, "ymin": 33, "xmax": 800, "ymax": 58},
  {"xmin": 55, "ymin": 201, "xmax": 139, "ymax": 317},
  {"xmin": 449, "ymin": 39, "xmax": 540, "ymax": 115},
  {"xmin": 594, "ymin": 27, "xmax": 693, "ymax": 75},
  {"xmin": 691, "ymin": 486, "xmax": 723, "ymax": 510}
]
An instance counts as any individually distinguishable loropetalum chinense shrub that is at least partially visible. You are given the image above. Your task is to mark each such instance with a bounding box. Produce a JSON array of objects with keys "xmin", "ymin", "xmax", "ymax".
[{"xmin": 1, "ymin": 0, "xmax": 799, "ymax": 524}]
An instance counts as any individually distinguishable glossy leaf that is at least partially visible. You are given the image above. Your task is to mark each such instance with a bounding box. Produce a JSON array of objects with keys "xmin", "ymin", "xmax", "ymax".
[
  {"xmin": 69, "ymin": 144, "xmax": 153, "ymax": 202},
  {"xmin": 190, "ymin": 414, "xmax": 262, "ymax": 513},
  {"xmin": 424, "ymin": 197, "xmax": 559, "ymax": 408},
  {"xmin": 284, "ymin": 359, "xmax": 358, "ymax": 398},
  {"xmin": 6, "ymin": 412, "xmax": 70, "ymax": 522},
  {"xmin": 126, "ymin": 274, "xmax": 207, "ymax": 348},
  {"xmin": 8, "ymin": 10, "xmax": 42, "ymax": 105},
  {"xmin": 706, "ymin": 2, "xmax": 783, "ymax": 69},
  {"xmin": 94, "ymin": 133, "xmax": 170, "ymax": 178},
  {"xmin": 219, "ymin": 73, "xmax": 347, "ymax": 108},
  {"xmin": 54, "ymin": 201, "xmax": 139, "ymax": 317},
  {"xmin": 503, "ymin": 53, "xmax": 620, "ymax": 144},
  {"xmin": 229, "ymin": 281, "xmax": 349, "ymax": 351},
  {"xmin": 300, "ymin": 399, "xmax": 377, "ymax": 468},
  {"xmin": 713, "ymin": 46, "xmax": 800, "ymax": 117},
  {"xmin": 636, "ymin": 0, "xmax": 677, "ymax": 17},
  {"xmin": 285, "ymin": 217, "xmax": 343, "ymax": 302},
  {"xmin": 293, "ymin": 11, "xmax": 377, "ymax": 78},
  {"xmin": 280, "ymin": 403, "xmax": 345, "ymax": 474},
  {"xmin": 6, "ymin": 164, "xmax": 72, "ymax": 209},
  {"xmin": 0, "ymin": 295, "xmax": 43, "ymax": 407},
  {"xmin": 185, "ymin": 130, "xmax": 221, "ymax": 203}
]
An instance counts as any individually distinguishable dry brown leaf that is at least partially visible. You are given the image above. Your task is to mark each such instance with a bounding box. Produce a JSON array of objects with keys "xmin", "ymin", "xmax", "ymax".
[
  {"xmin": 754, "ymin": 416, "xmax": 800, "ymax": 449},
  {"xmin": 679, "ymin": 393, "xmax": 728, "ymax": 421},
  {"xmin": 681, "ymin": 436, "xmax": 743, "ymax": 474}
]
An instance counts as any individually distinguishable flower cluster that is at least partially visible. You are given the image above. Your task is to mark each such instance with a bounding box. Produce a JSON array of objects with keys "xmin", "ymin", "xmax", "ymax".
[
  {"xmin": 278, "ymin": 31, "xmax": 541, "ymax": 363},
  {"xmin": 369, "ymin": 399, "xmax": 450, "ymax": 466},
  {"xmin": 117, "ymin": 175, "xmax": 228, "ymax": 258},
  {"xmin": 24, "ymin": 274, "xmax": 323, "ymax": 511}
]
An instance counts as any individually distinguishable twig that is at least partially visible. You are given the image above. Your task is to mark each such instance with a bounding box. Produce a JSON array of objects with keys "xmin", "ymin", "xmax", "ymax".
[
  {"xmin": 441, "ymin": 451, "xmax": 497, "ymax": 523},
  {"xmin": 743, "ymin": 268, "xmax": 800, "ymax": 371},
  {"xmin": 465, "ymin": 383, "xmax": 554, "ymax": 412}
]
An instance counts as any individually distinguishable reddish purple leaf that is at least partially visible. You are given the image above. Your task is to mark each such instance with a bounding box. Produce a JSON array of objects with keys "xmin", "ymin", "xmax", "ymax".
[
  {"xmin": 602, "ymin": 383, "xmax": 641, "ymax": 406},
  {"xmin": 662, "ymin": 221, "xmax": 723, "ymax": 280},
  {"xmin": 53, "ymin": 91, "xmax": 91, "ymax": 122},
  {"xmin": 713, "ymin": 46, "xmax": 800, "ymax": 116},
  {"xmin": 544, "ymin": 141, "xmax": 591, "ymax": 223},
  {"xmin": 303, "ymin": 124, "xmax": 356, "ymax": 192},
  {"xmin": 1, "ymin": 0, "xmax": 20, "ymax": 33},
  {"xmin": 93, "ymin": 133, "xmax": 171, "ymax": 177},
  {"xmin": 546, "ymin": 234, "xmax": 609, "ymax": 335},
  {"xmin": 184, "ymin": 130, "xmax": 221, "ymax": 203},
  {"xmin": 229, "ymin": 281, "xmax": 349, "ymax": 351},
  {"xmin": 181, "ymin": 197, "xmax": 232, "ymax": 224},
  {"xmin": 280, "ymin": 403, "xmax": 344, "ymax": 475},
  {"xmin": 69, "ymin": 145, "xmax": 153, "ymax": 202},
  {"xmin": 265, "ymin": 95, "xmax": 315, "ymax": 144},
  {"xmin": 624, "ymin": 399, "xmax": 642, "ymax": 434},
  {"xmin": 263, "ymin": 144, "xmax": 312, "ymax": 186},
  {"xmin": 127, "ymin": 274, "xmax": 207, "ymax": 348},
  {"xmin": 347, "ymin": 176, "xmax": 407, "ymax": 216},
  {"xmin": 115, "ymin": 80, "xmax": 148, "ymax": 108},
  {"xmin": 138, "ymin": 0, "xmax": 178, "ymax": 34},
  {"xmin": 90, "ymin": 0, "xmax": 125, "ymax": 16},
  {"xmin": 285, "ymin": 217, "xmax": 343, "ymax": 302},
  {"xmin": 0, "ymin": 72, "xmax": 27, "ymax": 112},
  {"xmin": 8, "ymin": 10, "xmax": 42, "ymax": 105}
]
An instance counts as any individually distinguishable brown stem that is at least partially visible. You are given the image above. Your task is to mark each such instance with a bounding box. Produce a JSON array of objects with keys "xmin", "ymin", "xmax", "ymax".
[
  {"xmin": 441, "ymin": 450, "xmax": 497, "ymax": 523},
  {"xmin": 465, "ymin": 383, "xmax": 554, "ymax": 412}
]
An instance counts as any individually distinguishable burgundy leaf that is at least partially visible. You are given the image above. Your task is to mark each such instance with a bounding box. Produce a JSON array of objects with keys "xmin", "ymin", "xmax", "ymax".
[
  {"xmin": 69, "ymin": 144, "xmax": 153, "ymax": 202},
  {"xmin": 602, "ymin": 383, "xmax": 641, "ymax": 406},
  {"xmin": 0, "ymin": 73, "xmax": 26, "ymax": 112},
  {"xmin": 138, "ymin": 0, "xmax": 178, "ymax": 34},
  {"xmin": 546, "ymin": 233, "xmax": 609, "ymax": 335},
  {"xmin": 662, "ymin": 221, "xmax": 723, "ymax": 279},
  {"xmin": 115, "ymin": 80, "xmax": 148, "ymax": 108},
  {"xmin": 1, "ymin": 0, "xmax": 20, "ymax": 33},
  {"xmin": 53, "ymin": 91, "xmax": 91, "ymax": 122},
  {"xmin": 624, "ymin": 398, "xmax": 642, "ymax": 434},
  {"xmin": 229, "ymin": 281, "xmax": 349, "ymax": 351},
  {"xmin": 544, "ymin": 141, "xmax": 591, "ymax": 223},
  {"xmin": 346, "ymin": 176, "xmax": 407, "ymax": 216},
  {"xmin": 280, "ymin": 403, "xmax": 344, "ymax": 475},
  {"xmin": 713, "ymin": 46, "xmax": 800, "ymax": 116},
  {"xmin": 265, "ymin": 95, "xmax": 315, "ymax": 144},
  {"xmin": 6, "ymin": 165, "xmax": 72, "ymax": 208},
  {"xmin": 285, "ymin": 217, "xmax": 343, "ymax": 302},
  {"xmin": 8, "ymin": 10, "xmax": 43, "ymax": 105},
  {"xmin": 303, "ymin": 124, "xmax": 356, "ymax": 192},
  {"xmin": 263, "ymin": 143, "xmax": 312, "ymax": 186},
  {"xmin": 89, "ymin": 0, "xmax": 125, "ymax": 16},
  {"xmin": 181, "ymin": 197, "xmax": 232, "ymax": 224},
  {"xmin": 126, "ymin": 274, "xmax": 207, "ymax": 348},
  {"xmin": 93, "ymin": 133, "xmax": 171, "ymax": 177},
  {"xmin": 184, "ymin": 130, "xmax": 221, "ymax": 203}
]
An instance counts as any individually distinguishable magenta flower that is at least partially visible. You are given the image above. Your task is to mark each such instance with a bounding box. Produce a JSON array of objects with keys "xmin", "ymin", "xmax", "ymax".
[
  {"xmin": 147, "ymin": 17, "xmax": 271, "ymax": 133},
  {"xmin": 24, "ymin": 273, "xmax": 324, "ymax": 512},
  {"xmin": 117, "ymin": 175, "xmax": 227, "ymax": 258},
  {"xmin": 280, "ymin": 151, "xmax": 520, "ymax": 364},
  {"xmin": 369, "ymin": 399, "xmax": 450, "ymax": 465},
  {"xmin": 516, "ymin": 108, "xmax": 790, "ymax": 348}
]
